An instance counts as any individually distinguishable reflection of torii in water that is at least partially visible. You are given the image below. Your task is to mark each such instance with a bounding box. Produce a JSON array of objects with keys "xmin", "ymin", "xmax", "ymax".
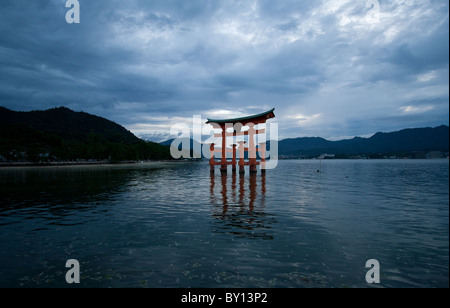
[
  {"xmin": 210, "ymin": 173, "xmax": 266, "ymax": 209},
  {"xmin": 210, "ymin": 173, "xmax": 273, "ymax": 240}
]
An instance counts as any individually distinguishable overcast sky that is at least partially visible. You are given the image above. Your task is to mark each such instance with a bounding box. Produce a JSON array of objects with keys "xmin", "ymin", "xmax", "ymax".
[{"xmin": 0, "ymin": 0, "xmax": 448, "ymax": 141}]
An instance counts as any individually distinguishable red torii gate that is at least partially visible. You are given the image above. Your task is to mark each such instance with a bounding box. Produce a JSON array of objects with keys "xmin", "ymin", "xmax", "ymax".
[{"xmin": 206, "ymin": 108, "xmax": 275, "ymax": 174}]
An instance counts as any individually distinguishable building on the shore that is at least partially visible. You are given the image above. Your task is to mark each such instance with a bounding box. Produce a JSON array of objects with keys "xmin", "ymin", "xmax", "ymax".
[
  {"xmin": 427, "ymin": 151, "xmax": 443, "ymax": 159},
  {"xmin": 411, "ymin": 151, "xmax": 426, "ymax": 159},
  {"xmin": 318, "ymin": 153, "xmax": 335, "ymax": 159}
]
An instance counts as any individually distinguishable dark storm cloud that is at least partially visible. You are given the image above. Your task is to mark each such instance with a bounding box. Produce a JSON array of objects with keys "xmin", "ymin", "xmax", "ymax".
[{"xmin": 0, "ymin": 0, "xmax": 448, "ymax": 141}]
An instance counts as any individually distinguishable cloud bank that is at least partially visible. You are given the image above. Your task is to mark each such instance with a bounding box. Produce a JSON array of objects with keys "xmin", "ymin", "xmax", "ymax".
[{"xmin": 0, "ymin": 0, "xmax": 448, "ymax": 141}]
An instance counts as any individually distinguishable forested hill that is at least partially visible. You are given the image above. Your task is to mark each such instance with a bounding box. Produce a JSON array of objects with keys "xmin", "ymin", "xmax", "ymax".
[
  {"xmin": 0, "ymin": 106, "xmax": 171, "ymax": 163},
  {"xmin": 278, "ymin": 125, "xmax": 449, "ymax": 158}
]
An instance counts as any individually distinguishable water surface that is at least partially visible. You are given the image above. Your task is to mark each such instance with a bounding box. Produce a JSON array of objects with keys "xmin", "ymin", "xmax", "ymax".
[{"xmin": 0, "ymin": 160, "xmax": 448, "ymax": 288}]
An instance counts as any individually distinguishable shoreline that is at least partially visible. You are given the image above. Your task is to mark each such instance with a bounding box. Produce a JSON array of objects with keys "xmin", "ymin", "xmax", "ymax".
[{"xmin": 0, "ymin": 160, "xmax": 196, "ymax": 170}]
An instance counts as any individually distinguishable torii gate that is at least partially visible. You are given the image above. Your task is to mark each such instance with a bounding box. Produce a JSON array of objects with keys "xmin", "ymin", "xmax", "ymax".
[{"xmin": 206, "ymin": 108, "xmax": 275, "ymax": 174}]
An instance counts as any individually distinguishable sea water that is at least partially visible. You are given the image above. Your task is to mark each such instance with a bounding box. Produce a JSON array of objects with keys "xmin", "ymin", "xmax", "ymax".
[{"xmin": 0, "ymin": 160, "xmax": 448, "ymax": 288}]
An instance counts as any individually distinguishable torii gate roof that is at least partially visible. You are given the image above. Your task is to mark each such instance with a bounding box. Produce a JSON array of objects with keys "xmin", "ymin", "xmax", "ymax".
[{"xmin": 206, "ymin": 108, "xmax": 275, "ymax": 126}]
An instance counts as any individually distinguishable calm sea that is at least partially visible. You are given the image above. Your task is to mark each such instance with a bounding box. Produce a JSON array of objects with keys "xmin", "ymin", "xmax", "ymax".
[{"xmin": 0, "ymin": 160, "xmax": 448, "ymax": 288}]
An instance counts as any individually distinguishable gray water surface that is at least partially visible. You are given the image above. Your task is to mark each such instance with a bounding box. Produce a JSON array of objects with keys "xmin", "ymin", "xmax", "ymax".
[{"xmin": 0, "ymin": 160, "xmax": 448, "ymax": 288}]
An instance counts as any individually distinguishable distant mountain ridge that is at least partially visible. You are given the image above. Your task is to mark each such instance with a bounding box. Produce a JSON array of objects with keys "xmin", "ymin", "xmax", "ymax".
[
  {"xmin": 0, "ymin": 106, "xmax": 171, "ymax": 163},
  {"xmin": 278, "ymin": 125, "xmax": 449, "ymax": 157}
]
